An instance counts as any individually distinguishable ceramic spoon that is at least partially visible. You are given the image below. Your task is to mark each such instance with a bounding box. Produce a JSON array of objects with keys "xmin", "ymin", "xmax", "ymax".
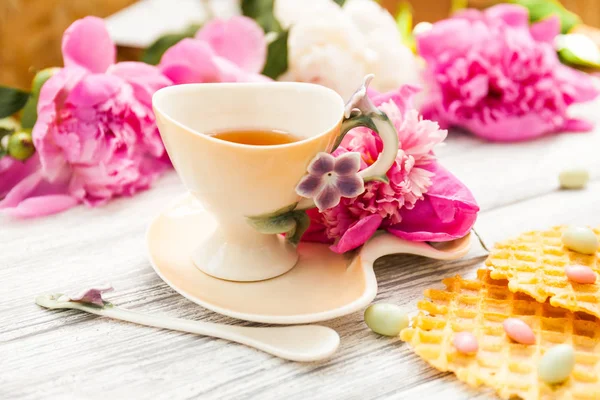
[{"xmin": 35, "ymin": 293, "xmax": 340, "ymax": 362}]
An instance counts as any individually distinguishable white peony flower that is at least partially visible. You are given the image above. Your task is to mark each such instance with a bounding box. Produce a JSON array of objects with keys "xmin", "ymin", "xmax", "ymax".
[{"xmin": 275, "ymin": 0, "xmax": 419, "ymax": 99}]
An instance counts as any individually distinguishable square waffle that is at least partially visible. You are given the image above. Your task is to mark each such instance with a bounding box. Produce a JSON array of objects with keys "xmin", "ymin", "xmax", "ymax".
[
  {"xmin": 400, "ymin": 269, "xmax": 600, "ymax": 400},
  {"xmin": 486, "ymin": 226, "xmax": 600, "ymax": 318}
]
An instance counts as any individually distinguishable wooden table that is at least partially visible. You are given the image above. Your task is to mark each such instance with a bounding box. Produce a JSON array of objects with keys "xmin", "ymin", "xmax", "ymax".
[{"xmin": 2, "ymin": 98, "xmax": 599, "ymax": 399}]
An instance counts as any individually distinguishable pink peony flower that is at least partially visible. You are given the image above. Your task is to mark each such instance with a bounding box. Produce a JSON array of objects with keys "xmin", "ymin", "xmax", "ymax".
[
  {"xmin": 0, "ymin": 17, "xmax": 172, "ymax": 218},
  {"xmin": 159, "ymin": 16, "xmax": 270, "ymax": 84},
  {"xmin": 303, "ymin": 86, "xmax": 479, "ymax": 253},
  {"xmin": 417, "ymin": 4, "xmax": 599, "ymax": 142}
]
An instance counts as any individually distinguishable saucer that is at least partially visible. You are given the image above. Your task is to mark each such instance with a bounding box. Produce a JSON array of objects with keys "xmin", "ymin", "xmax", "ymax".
[{"xmin": 146, "ymin": 193, "xmax": 472, "ymax": 324}]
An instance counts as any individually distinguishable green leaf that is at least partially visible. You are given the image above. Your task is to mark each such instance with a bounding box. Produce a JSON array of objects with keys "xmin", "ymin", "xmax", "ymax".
[
  {"xmin": 21, "ymin": 68, "xmax": 60, "ymax": 130},
  {"xmin": 0, "ymin": 86, "xmax": 30, "ymax": 119},
  {"xmin": 241, "ymin": 0, "xmax": 282, "ymax": 33},
  {"xmin": 141, "ymin": 24, "xmax": 201, "ymax": 65},
  {"xmin": 332, "ymin": 0, "xmax": 346, "ymax": 6},
  {"xmin": 287, "ymin": 211, "xmax": 310, "ymax": 245},
  {"xmin": 246, "ymin": 212, "xmax": 297, "ymax": 235},
  {"xmin": 509, "ymin": 0, "xmax": 580, "ymax": 33},
  {"xmin": 262, "ymin": 30, "xmax": 289, "ymax": 79}
]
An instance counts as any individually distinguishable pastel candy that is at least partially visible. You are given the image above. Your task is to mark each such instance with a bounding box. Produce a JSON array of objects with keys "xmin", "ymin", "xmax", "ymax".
[
  {"xmin": 565, "ymin": 265, "xmax": 597, "ymax": 284},
  {"xmin": 503, "ymin": 318, "xmax": 535, "ymax": 344},
  {"xmin": 364, "ymin": 303, "xmax": 409, "ymax": 337},
  {"xmin": 559, "ymin": 168, "xmax": 589, "ymax": 190},
  {"xmin": 538, "ymin": 344, "xmax": 575, "ymax": 384},
  {"xmin": 453, "ymin": 332, "xmax": 478, "ymax": 354},
  {"xmin": 562, "ymin": 226, "xmax": 599, "ymax": 255}
]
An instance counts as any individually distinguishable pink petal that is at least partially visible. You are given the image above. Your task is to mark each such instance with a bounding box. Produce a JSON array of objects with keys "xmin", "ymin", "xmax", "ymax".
[
  {"xmin": 31, "ymin": 111, "xmax": 70, "ymax": 181},
  {"xmin": 530, "ymin": 16, "xmax": 560, "ymax": 44},
  {"xmin": 196, "ymin": 16, "xmax": 267, "ymax": 74},
  {"xmin": 66, "ymin": 73, "xmax": 122, "ymax": 107},
  {"xmin": 62, "ymin": 17, "xmax": 115, "ymax": 73},
  {"xmin": 0, "ymin": 156, "xmax": 40, "ymax": 197},
  {"xmin": 330, "ymin": 214, "xmax": 383, "ymax": 253},
  {"xmin": 459, "ymin": 112, "xmax": 555, "ymax": 142},
  {"xmin": 1, "ymin": 195, "xmax": 79, "ymax": 218},
  {"xmin": 37, "ymin": 67, "xmax": 87, "ymax": 110},
  {"xmin": 387, "ymin": 162, "xmax": 479, "ymax": 241},
  {"xmin": 563, "ymin": 118, "xmax": 594, "ymax": 132},
  {"xmin": 314, "ymin": 183, "xmax": 341, "ymax": 211},
  {"xmin": 212, "ymin": 57, "xmax": 271, "ymax": 82},
  {"xmin": 484, "ymin": 4, "xmax": 529, "ymax": 28},
  {"xmin": 0, "ymin": 168, "xmax": 44, "ymax": 208},
  {"xmin": 301, "ymin": 208, "xmax": 333, "ymax": 244},
  {"xmin": 372, "ymin": 84, "xmax": 421, "ymax": 115},
  {"xmin": 108, "ymin": 62, "xmax": 172, "ymax": 106},
  {"xmin": 159, "ymin": 39, "xmax": 220, "ymax": 84},
  {"xmin": 70, "ymin": 284, "xmax": 113, "ymax": 306}
]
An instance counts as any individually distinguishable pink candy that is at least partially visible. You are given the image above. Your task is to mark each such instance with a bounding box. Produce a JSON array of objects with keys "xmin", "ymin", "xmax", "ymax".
[
  {"xmin": 503, "ymin": 318, "xmax": 536, "ymax": 345},
  {"xmin": 566, "ymin": 265, "xmax": 597, "ymax": 284},
  {"xmin": 453, "ymin": 332, "xmax": 478, "ymax": 354}
]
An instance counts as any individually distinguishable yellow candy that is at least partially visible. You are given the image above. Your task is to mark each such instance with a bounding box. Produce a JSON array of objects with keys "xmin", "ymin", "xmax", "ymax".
[{"xmin": 559, "ymin": 168, "xmax": 589, "ymax": 189}]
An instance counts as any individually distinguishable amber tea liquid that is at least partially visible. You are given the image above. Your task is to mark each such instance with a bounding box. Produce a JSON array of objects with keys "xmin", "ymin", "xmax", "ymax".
[{"xmin": 210, "ymin": 129, "xmax": 301, "ymax": 146}]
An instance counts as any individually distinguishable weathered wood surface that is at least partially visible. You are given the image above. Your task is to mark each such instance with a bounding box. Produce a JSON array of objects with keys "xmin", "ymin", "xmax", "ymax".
[{"xmin": 1, "ymin": 101, "xmax": 599, "ymax": 399}]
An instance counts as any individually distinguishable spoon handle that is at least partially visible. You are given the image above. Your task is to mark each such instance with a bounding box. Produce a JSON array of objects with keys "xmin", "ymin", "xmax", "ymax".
[{"xmin": 66, "ymin": 302, "xmax": 340, "ymax": 362}]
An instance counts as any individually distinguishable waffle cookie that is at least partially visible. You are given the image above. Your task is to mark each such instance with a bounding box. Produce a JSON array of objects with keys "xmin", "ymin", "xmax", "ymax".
[
  {"xmin": 400, "ymin": 269, "xmax": 600, "ymax": 400},
  {"xmin": 486, "ymin": 226, "xmax": 600, "ymax": 318}
]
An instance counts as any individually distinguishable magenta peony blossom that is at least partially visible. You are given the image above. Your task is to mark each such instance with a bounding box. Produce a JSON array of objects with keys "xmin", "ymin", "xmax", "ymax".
[
  {"xmin": 303, "ymin": 86, "xmax": 479, "ymax": 253},
  {"xmin": 159, "ymin": 16, "xmax": 270, "ymax": 84},
  {"xmin": 417, "ymin": 4, "xmax": 599, "ymax": 142},
  {"xmin": 0, "ymin": 17, "xmax": 172, "ymax": 218}
]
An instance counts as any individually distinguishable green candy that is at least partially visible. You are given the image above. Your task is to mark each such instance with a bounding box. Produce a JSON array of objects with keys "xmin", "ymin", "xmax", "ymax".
[
  {"xmin": 8, "ymin": 131, "xmax": 35, "ymax": 161},
  {"xmin": 538, "ymin": 344, "xmax": 575, "ymax": 384},
  {"xmin": 562, "ymin": 226, "xmax": 599, "ymax": 255},
  {"xmin": 364, "ymin": 303, "xmax": 409, "ymax": 337}
]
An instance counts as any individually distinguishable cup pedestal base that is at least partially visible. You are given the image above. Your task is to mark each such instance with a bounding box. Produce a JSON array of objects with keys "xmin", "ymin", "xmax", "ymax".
[{"xmin": 191, "ymin": 227, "xmax": 298, "ymax": 282}]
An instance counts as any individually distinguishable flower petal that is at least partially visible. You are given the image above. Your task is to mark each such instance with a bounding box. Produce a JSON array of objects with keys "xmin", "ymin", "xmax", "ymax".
[
  {"xmin": 159, "ymin": 39, "xmax": 220, "ymax": 84},
  {"xmin": 530, "ymin": 16, "xmax": 560, "ymax": 44},
  {"xmin": 62, "ymin": 17, "xmax": 115, "ymax": 73},
  {"xmin": 484, "ymin": 4, "xmax": 529, "ymax": 29},
  {"xmin": 196, "ymin": 16, "xmax": 267, "ymax": 74},
  {"xmin": 371, "ymin": 84, "xmax": 421, "ymax": 115},
  {"xmin": 387, "ymin": 162, "xmax": 478, "ymax": 241},
  {"xmin": 212, "ymin": 57, "xmax": 272, "ymax": 82},
  {"xmin": 307, "ymin": 152, "xmax": 335, "ymax": 175},
  {"xmin": 314, "ymin": 183, "xmax": 341, "ymax": 211},
  {"xmin": 296, "ymin": 174, "xmax": 325, "ymax": 198},
  {"xmin": 333, "ymin": 152, "xmax": 361, "ymax": 175},
  {"xmin": 563, "ymin": 118, "xmax": 594, "ymax": 132},
  {"xmin": 335, "ymin": 174, "xmax": 364, "ymax": 198},
  {"xmin": 1, "ymin": 195, "xmax": 79, "ymax": 218},
  {"xmin": 66, "ymin": 73, "xmax": 122, "ymax": 107},
  {"xmin": 70, "ymin": 284, "xmax": 113, "ymax": 306},
  {"xmin": 108, "ymin": 62, "xmax": 172, "ymax": 106},
  {"xmin": 330, "ymin": 214, "xmax": 382, "ymax": 253}
]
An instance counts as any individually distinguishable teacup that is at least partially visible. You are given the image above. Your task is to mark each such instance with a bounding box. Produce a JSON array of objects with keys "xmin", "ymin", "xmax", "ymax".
[{"xmin": 153, "ymin": 77, "xmax": 398, "ymax": 282}]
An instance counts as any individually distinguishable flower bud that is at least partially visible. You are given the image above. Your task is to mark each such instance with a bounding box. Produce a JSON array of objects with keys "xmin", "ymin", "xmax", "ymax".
[{"xmin": 8, "ymin": 131, "xmax": 35, "ymax": 161}]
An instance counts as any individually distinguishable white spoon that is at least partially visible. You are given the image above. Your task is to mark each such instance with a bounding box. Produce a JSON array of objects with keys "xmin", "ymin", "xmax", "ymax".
[{"xmin": 35, "ymin": 293, "xmax": 340, "ymax": 362}]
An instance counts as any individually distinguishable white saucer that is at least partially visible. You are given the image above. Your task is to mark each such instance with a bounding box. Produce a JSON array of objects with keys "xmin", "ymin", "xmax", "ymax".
[{"xmin": 146, "ymin": 193, "xmax": 471, "ymax": 324}]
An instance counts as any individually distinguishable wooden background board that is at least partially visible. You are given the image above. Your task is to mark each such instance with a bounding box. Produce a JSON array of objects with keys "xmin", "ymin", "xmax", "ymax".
[{"xmin": 1, "ymin": 98, "xmax": 600, "ymax": 399}]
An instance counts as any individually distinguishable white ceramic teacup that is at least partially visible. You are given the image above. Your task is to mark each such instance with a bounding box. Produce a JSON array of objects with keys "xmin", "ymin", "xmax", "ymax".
[{"xmin": 153, "ymin": 80, "xmax": 397, "ymax": 282}]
